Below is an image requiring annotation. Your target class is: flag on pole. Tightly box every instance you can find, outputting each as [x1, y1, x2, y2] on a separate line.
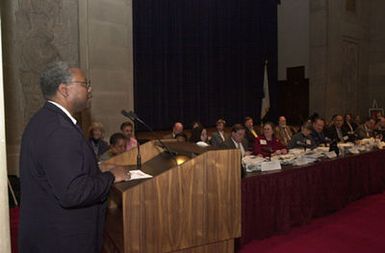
[260, 60, 270, 121]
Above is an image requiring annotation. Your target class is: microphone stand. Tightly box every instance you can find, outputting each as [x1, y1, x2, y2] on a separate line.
[136, 142, 141, 170]
[121, 110, 177, 164]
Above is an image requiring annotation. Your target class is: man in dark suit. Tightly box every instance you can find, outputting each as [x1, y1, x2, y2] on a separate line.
[355, 117, 376, 139]
[325, 114, 349, 143]
[243, 116, 258, 151]
[221, 124, 249, 157]
[210, 119, 227, 147]
[19, 62, 130, 253]
[310, 118, 327, 146]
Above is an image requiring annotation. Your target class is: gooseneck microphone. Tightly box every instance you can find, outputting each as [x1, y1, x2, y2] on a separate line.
[121, 110, 176, 161]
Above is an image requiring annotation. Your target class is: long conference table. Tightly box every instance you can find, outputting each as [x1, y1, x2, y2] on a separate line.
[238, 149, 385, 248]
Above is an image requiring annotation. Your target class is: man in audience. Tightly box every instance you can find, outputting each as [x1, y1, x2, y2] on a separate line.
[343, 113, 358, 133]
[275, 115, 293, 146]
[164, 122, 184, 139]
[311, 118, 327, 146]
[375, 116, 385, 140]
[355, 117, 376, 139]
[288, 122, 315, 149]
[210, 119, 227, 147]
[243, 116, 258, 151]
[326, 114, 348, 143]
[120, 121, 138, 151]
[221, 124, 249, 157]
[100, 133, 128, 161]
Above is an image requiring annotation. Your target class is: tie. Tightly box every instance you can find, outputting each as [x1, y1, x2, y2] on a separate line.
[251, 129, 258, 138]
[283, 127, 291, 143]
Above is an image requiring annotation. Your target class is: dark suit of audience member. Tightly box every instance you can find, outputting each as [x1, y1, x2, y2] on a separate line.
[244, 117, 258, 151]
[19, 62, 129, 253]
[210, 119, 227, 147]
[211, 131, 226, 147]
[311, 118, 327, 146]
[221, 137, 248, 157]
[355, 118, 376, 140]
[355, 124, 374, 139]
[311, 129, 327, 146]
[220, 124, 248, 157]
[288, 123, 315, 149]
[325, 115, 348, 143]
[326, 126, 348, 143]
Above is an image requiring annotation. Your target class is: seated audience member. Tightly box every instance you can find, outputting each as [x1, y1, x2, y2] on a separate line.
[374, 116, 385, 140]
[164, 122, 184, 139]
[275, 115, 293, 146]
[343, 113, 358, 133]
[244, 116, 258, 151]
[191, 121, 202, 129]
[325, 114, 348, 143]
[355, 117, 376, 139]
[210, 119, 227, 147]
[288, 122, 315, 149]
[354, 115, 361, 126]
[190, 126, 209, 144]
[221, 124, 249, 157]
[88, 122, 109, 160]
[311, 118, 327, 146]
[100, 133, 127, 161]
[120, 121, 138, 151]
[253, 122, 287, 157]
[175, 132, 188, 142]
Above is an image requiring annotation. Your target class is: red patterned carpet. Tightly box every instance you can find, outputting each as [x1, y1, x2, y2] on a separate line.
[239, 192, 385, 253]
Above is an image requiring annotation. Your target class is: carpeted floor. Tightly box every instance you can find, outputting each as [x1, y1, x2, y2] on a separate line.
[239, 192, 385, 253]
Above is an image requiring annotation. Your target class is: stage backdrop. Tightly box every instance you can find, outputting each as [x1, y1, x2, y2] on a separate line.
[133, 0, 278, 130]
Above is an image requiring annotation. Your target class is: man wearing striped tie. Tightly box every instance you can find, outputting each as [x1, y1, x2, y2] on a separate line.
[244, 116, 258, 151]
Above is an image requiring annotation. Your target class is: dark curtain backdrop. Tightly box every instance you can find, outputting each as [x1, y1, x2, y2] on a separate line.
[133, 0, 278, 130]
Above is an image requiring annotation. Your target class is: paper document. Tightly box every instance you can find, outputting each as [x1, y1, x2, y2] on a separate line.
[127, 170, 153, 181]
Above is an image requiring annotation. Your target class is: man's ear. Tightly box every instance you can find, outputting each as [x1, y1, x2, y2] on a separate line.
[57, 83, 69, 97]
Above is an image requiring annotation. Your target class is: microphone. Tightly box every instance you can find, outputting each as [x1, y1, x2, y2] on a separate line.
[121, 110, 176, 161]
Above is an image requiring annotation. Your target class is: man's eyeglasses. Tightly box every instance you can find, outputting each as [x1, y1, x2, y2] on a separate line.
[69, 80, 91, 89]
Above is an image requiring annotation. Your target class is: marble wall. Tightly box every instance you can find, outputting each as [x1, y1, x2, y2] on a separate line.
[309, 0, 385, 120]
[78, 0, 134, 139]
[2, 0, 80, 175]
[2, 0, 134, 174]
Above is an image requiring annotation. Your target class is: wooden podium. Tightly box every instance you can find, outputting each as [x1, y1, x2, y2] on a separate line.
[102, 141, 241, 253]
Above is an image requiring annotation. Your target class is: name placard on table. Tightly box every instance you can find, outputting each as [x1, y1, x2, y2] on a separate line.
[261, 160, 282, 172]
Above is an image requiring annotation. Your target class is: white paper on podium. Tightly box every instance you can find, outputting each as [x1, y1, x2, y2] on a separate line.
[261, 160, 282, 172]
[127, 170, 153, 181]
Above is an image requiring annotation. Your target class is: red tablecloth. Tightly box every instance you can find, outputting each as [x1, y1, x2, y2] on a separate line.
[239, 150, 385, 246]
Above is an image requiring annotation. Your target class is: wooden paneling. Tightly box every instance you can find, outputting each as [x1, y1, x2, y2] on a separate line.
[105, 147, 241, 253]
[101, 140, 162, 168]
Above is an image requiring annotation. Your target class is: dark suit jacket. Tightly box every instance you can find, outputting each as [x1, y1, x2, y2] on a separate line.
[244, 128, 257, 151]
[325, 126, 348, 143]
[19, 102, 114, 253]
[210, 131, 226, 147]
[221, 137, 248, 151]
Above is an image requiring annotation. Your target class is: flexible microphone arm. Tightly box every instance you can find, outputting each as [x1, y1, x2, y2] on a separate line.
[121, 110, 176, 159]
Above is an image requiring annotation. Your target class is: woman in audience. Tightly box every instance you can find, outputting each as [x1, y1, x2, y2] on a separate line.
[190, 126, 209, 145]
[253, 122, 287, 157]
[88, 122, 109, 160]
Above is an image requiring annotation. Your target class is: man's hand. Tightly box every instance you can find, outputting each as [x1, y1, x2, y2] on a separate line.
[109, 166, 131, 183]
